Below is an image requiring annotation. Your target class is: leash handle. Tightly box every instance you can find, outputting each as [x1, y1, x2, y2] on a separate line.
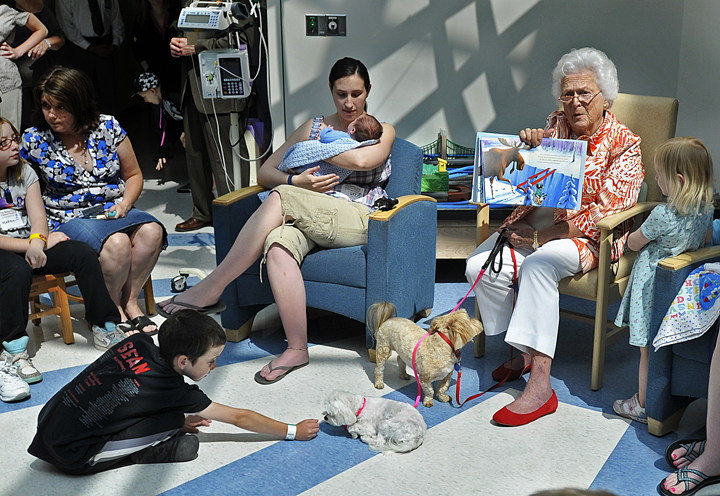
[450, 231, 508, 314]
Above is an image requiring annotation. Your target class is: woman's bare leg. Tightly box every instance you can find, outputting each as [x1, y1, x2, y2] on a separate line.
[98, 233, 132, 322]
[257, 243, 309, 381]
[159, 193, 286, 314]
[662, 331, 720, 493]
[121, 223, 164, 332]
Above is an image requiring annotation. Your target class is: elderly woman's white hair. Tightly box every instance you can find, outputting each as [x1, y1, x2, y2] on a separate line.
[551, 47, 619, 108]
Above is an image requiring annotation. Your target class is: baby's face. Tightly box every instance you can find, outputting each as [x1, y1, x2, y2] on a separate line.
[139, 89, 161, 105]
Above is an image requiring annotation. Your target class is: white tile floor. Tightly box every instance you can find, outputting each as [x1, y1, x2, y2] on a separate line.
[1, 166, 714, 496]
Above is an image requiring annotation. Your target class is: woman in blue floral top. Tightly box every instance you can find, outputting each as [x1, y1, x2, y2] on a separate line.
[21, 67, 166, 335]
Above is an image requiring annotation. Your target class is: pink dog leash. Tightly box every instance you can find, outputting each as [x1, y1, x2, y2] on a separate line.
[411, 234, 518, 408]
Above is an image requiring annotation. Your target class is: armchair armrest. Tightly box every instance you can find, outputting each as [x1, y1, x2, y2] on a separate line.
[369, 195, 437, 221]
[213, 185, 267, 207]
[658, 246, 720, 271]
[596, 201, 660, 231]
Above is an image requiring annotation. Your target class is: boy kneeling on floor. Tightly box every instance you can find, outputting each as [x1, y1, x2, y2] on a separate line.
[28, 310, 319, 473]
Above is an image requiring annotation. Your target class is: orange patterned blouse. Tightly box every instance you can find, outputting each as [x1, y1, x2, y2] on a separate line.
[502, 110, 644, 273]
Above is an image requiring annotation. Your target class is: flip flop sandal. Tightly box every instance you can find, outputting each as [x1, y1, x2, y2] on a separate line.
[658, 467, 720, 496]
[117, 320, 136, 333]
[254, 361, 309, 385]
[130, 315, 159, 336]
[155, 295, 227, 319]
[665, 439, 706, 468]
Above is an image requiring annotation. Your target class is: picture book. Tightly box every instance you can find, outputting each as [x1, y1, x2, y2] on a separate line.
[470, 132, 587, 209]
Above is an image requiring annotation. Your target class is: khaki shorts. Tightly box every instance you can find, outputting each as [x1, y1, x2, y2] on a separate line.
[264, 185, 370, 265]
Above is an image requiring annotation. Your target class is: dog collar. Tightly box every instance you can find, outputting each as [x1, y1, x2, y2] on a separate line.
[356, 397, 366, 417]
[344, 397, 367, 430]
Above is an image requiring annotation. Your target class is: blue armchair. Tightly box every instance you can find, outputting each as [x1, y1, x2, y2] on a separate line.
[211, 138, 437, 358]
[646, 245, 720, 436]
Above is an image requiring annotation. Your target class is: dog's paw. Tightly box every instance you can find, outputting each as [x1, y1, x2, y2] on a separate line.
[374, 381, 385, 389]
[437, 392, 451, 403]
[422, 398, 434, 407]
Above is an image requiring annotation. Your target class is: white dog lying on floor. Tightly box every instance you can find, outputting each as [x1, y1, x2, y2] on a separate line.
[323, 391, 426, 453]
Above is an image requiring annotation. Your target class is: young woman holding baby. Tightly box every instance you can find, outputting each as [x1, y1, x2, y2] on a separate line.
[159, 57, 396, 384]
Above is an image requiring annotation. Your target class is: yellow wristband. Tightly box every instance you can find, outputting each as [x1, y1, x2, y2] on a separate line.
[29, 233, 48, 247]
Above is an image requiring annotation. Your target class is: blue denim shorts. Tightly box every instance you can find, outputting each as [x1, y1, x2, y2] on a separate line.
[57, 208, 167, 254]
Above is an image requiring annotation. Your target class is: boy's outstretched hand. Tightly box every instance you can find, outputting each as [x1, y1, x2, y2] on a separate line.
[296, 419, 320, 440]
[183, 414, 212, 433]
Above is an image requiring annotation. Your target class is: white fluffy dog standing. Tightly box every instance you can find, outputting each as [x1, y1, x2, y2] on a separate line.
[369, 302, 483, 407]
[323, 391, 426, 453]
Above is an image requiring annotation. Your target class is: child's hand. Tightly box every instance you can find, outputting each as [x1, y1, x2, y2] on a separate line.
[156, 157, 166, 171]
[25, 241, 46, 268]
[295, 419, 320, 440]
[0, 42, 19, 59]
[183, 415, 212, 433]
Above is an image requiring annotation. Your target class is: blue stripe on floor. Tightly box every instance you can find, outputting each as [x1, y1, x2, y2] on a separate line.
[166, 233, 215, 247]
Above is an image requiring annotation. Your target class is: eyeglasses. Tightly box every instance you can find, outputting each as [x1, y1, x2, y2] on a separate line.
[0, 135, 20, 150]
[558, 91, 601, 105]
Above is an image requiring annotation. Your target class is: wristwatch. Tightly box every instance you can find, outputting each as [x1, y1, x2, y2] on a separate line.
[532, 231, 539, 251]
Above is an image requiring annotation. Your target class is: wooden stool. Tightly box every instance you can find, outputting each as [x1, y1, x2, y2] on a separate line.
[29, 272, 74, 344]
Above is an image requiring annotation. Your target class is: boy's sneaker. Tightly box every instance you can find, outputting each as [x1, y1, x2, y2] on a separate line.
[613, 392, 648, 423]
[0, 360, 31, 402]
[92, 322, 127, 351]
[0, 350, 42, 384]
[130, 434, 199, 464]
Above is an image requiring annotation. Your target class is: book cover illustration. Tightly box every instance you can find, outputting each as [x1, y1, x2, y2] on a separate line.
[471, 132, 587, 209]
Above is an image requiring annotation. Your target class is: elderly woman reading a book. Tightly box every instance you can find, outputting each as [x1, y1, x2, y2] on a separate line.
[466, 47, 644, 426]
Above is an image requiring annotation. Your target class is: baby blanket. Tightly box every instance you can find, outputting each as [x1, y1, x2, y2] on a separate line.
[653, 262, 720, 350]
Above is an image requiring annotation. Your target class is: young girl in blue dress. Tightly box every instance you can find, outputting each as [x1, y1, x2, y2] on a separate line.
[613, 137, 715, 423]
[0, 116, 123, 401]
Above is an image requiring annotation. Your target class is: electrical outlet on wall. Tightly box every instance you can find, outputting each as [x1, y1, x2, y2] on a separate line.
[326, 15, 346, 36]
[306, 14, 321, 36]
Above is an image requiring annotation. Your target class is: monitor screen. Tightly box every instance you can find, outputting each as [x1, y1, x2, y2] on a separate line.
[219, 57, 242, 80]
[185, 13, 211, 23]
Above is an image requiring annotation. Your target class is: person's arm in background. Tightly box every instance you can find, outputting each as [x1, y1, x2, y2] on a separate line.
[26, 5, 65, 59]
[0, 13, 47, 60]
[55, 0, 88, 49]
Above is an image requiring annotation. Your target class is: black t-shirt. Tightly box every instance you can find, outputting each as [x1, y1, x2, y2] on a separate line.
[28, 333, 212, 470]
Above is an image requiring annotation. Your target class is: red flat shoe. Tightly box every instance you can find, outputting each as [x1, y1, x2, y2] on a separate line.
[491, 360, 531, 382]
[492, 390, 558, 426]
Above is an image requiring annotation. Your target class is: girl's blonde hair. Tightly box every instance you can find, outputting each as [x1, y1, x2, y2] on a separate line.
[0, 116, 23, 182]
[655, 137, 714, 216]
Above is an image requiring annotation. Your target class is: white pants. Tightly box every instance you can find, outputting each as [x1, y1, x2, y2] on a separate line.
[465, 231, 582, 358]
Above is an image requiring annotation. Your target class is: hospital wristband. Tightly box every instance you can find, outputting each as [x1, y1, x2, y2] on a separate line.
[285, 424, 297, 440]
[287, 174, 294, 186]
[28, 233, 47, 247]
